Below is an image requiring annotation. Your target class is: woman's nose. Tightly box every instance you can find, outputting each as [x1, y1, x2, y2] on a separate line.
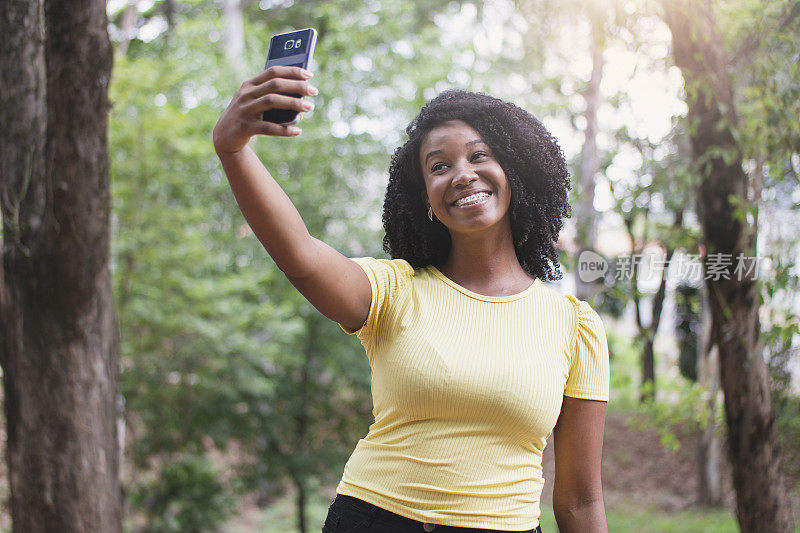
[452, 165, 478, 186]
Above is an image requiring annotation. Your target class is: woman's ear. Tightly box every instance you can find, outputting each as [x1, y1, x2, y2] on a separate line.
[420, 190, 429, 208]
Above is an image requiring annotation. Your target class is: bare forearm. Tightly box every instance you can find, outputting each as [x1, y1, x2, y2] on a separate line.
[216, 145, 316, 277]
[553, 499, 607, 533]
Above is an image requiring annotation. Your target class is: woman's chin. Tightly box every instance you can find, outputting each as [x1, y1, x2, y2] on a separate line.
[441, 212, 509, 235]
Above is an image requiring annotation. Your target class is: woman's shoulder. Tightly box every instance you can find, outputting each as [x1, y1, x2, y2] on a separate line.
[348, 257, 417, 293]
[350, 256, 415, 274]
[530, 283, 606, 338]
[533, 280, 583, 309]
[562, 294, 601, 319]
[562, 294, 606, 348]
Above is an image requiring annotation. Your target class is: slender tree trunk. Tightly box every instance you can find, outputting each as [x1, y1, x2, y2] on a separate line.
[292, 312, 319, 533]
[163, 0, 176, 29]
[223, 0, 247, 80]
[664, 1, 792, 529]
[624, 215, 654, 402]
[117, 0, 138, 56]
[295, 475, 308, 533]
[640, 338, 655, 402]
[624, 212, 675, 403]
[575, 6, 604, 301]
[638, 246, 673, 403]
[697, 285, 723, 506]
[0, 0, 121, 531]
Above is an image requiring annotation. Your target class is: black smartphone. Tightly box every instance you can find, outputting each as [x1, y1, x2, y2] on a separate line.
[262, 28, 318, 125]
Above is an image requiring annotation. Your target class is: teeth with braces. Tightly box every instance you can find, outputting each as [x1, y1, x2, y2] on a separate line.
[454, 192, 490, 206]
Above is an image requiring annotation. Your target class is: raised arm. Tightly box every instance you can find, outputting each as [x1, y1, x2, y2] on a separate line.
[552, 396, 608, 533]
[212, 66, 371, 332]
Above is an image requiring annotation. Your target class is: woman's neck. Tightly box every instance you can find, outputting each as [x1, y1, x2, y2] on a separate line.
[438, 225, 534, 293]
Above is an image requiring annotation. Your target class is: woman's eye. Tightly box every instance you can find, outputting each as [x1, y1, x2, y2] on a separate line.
[431, 153, 487, 173]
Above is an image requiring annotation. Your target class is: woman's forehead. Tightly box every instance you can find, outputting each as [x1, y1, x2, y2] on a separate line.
[423, 120, 479, 142]
[419, 120, 486, 157]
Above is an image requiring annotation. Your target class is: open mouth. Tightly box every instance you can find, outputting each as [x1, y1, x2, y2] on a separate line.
[453, 191, 491, 207]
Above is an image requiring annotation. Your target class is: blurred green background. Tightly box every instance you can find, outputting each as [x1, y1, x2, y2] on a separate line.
[15, 0, 793, 531]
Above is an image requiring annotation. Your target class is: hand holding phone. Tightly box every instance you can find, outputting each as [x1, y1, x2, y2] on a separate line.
[262, 28, 318, 125]
[212, 65, 317, 154]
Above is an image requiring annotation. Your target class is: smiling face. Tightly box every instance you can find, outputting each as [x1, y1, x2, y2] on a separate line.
[419, 120, 513, 237]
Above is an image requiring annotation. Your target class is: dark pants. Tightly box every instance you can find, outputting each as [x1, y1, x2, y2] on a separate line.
[322, 493, 543, 533]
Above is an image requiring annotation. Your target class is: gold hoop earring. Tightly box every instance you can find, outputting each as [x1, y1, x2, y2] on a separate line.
[427, 206, 433, 221]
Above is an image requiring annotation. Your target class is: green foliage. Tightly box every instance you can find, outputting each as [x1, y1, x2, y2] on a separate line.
[131, 454, 234, 533]
[607, 309, 724, 453]
[762, 255, 800, 480]
[599, 118, 702, 394]
[605, 327, 641, 411]
[630, 377, 724, 452]
[108, 0, 479, 527]
[727, 192, 759, 225]
[773, 392, 800, 479]
[719, 0, 800, 183]
[103, 0, 800, 529]
[592, 253, 630, 319]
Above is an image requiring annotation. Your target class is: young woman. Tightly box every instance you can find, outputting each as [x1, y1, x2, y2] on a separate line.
[213, 65, 610, 533]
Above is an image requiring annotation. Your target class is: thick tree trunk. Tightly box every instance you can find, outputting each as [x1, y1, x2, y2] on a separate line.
[0, 0, 121, 531]
[663, 1, 793, 530]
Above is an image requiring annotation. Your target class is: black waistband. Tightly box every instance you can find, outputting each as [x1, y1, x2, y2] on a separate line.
[335, 494, 543, 533]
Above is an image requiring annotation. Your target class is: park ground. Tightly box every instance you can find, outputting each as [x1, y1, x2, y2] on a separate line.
[2, 404, 795, 532]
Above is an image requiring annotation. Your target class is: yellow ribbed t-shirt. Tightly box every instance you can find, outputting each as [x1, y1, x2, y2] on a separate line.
[336, 257, 610, 531]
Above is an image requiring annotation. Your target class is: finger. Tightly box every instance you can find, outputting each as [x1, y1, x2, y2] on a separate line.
[251, 65, 312, 85]
[252, 119, 301, 137]
[251, 92, 314, 114]
[253, 77, 318, 99]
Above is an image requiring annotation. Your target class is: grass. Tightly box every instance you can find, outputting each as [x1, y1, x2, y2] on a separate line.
[224, 488, 747, 533]
[539, 503, 740, 533]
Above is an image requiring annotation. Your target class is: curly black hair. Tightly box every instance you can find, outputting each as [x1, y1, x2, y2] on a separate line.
[382, 88, 572, 281]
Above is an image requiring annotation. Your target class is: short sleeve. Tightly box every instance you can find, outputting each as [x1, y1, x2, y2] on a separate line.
[337, 257, 414, 349]
[563, 296, 610, 402]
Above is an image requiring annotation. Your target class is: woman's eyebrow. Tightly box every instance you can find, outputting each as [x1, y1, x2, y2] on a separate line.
[424, 140, 487, 165]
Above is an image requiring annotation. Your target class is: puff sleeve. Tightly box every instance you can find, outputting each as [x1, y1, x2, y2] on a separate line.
[337, 257, 414, 352]
[563, 296, 610, 402]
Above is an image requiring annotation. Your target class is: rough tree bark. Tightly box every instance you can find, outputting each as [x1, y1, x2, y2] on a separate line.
[663, 0, 793, 530]
[0, 0, 121, 531]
